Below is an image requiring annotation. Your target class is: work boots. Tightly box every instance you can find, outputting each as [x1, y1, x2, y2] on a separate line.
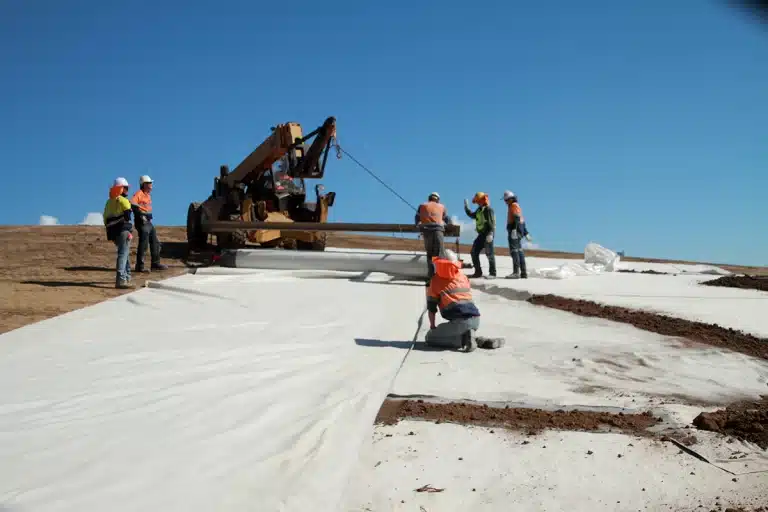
[461, 330, 477, 353]
[115, 279, 134, 289]
[135, 263, 169, 273]
[477, 336, 505, 349]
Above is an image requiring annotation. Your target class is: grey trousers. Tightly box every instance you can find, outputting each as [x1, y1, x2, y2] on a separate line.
[508, 229, 527, 277]
[422, 230, 446, 278]
[136, 222, 161, 270]
[425, 316, 481, 349]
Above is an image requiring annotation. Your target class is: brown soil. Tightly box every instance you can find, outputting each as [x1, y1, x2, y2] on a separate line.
[618, 268, 672, 275]
[0, 225, 766, 334]
[375, 399, 660, 435]
[702, 275, 768, 293]
[692, 397, 768, 449]
[528, 294, 768, 361]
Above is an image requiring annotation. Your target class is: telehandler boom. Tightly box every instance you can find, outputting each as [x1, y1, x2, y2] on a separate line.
[186, 116, 459, 252]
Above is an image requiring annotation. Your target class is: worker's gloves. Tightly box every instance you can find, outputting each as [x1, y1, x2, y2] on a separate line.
[485, 234, 493, 243]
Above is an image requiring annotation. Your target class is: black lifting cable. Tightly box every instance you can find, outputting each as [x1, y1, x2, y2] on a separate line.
[335, 145, 418, 213]
[334, 142, 463, 259]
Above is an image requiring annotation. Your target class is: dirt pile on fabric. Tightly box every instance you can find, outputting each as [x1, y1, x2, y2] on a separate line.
[618, 269, 671, 275]
[528, 294, 768, 361]
[702, 275, 768, 292]
[692, 397, 768, 449]
[716, 507, 768, 512]
[376, 399, 660, 435]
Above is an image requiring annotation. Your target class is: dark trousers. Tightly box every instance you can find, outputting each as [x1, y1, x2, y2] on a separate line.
[508, 230, 527, 277]
[136, 222, 161, 270]
[470, 233, 496, 276]
[422, 230, 446, 278]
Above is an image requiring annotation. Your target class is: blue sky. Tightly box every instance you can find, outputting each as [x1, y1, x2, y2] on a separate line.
[1, 0, 765, 265]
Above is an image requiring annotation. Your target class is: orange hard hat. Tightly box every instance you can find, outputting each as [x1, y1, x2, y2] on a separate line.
[472, 192, 487, 204]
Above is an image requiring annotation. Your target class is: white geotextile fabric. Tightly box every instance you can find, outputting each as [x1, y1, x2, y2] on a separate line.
[342, 422, 768, 511]
[0, 269, 427, 512]
[394, 289, 768, 409]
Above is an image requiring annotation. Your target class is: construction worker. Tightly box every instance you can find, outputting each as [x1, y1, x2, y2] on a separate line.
[415, 192, 450, 279]
[425, 249, 505, 352]
[425, 249, 481, 352]
[103, 177, 134, 289]
[502, 190, 528, 279]
[463, 192, 497, 278]
[131, 175, 168, 273]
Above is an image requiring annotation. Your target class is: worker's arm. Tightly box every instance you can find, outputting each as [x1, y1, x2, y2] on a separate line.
[464, 201, 476, 219]
[426, 287, 439, 329]
[487, 207, 496, 233]
[414, 205, 422, 225]
[442, 208, 450, 225]
[508, 212, 520, 232]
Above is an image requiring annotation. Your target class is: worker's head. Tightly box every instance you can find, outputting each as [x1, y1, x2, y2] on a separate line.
[139, 175, 153, 192]
[502, 190, 516, 203]
[428, 192, 440, 202]
[431, 250, 462, 279]
[113, 177, 129, 197]
[472, 192, 488, 206]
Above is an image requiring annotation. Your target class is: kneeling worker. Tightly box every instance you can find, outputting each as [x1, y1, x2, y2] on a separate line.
[425, 249, 484, 352]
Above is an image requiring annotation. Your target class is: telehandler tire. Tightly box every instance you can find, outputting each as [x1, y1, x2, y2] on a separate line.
[215, 214, 247, 249]
[297, 233, 327, 251]
[186, 202, 207, 250]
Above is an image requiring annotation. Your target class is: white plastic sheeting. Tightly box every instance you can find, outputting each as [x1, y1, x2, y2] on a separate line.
[225, 248, 430, 279]
[529, 242, 620, 279]
[0, 268, 427, 512]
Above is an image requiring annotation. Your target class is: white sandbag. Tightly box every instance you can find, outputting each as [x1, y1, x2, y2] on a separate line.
[529, 242, 620, 280]
[529, 262, 606, 280]
[584, 242, 620, 271]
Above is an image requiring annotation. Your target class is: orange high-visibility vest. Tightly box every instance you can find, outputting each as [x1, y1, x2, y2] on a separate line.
[131, 190, 152, 214]
[427, 264, 474, 313]
[418, 202, 445, 225]
[507, 202, 524, 225]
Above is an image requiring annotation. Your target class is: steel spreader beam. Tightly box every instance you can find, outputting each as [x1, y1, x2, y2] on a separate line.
[204, 220, 461, 237]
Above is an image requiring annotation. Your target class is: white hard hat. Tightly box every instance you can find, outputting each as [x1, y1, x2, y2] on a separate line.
[139, 175, 153, 185]
[113, 177, 129, 187]
[502, 190, 516, 200]
[443, 249, 458, 262]
[428, 191, 440, 200]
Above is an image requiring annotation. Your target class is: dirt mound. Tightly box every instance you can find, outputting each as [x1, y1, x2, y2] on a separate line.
[528, 294, 768, 361]
[692, 397, 768, 449]
[702, 275, 768, 292]
[375, 399, 660, 435]
[618, 269, 671, 275]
